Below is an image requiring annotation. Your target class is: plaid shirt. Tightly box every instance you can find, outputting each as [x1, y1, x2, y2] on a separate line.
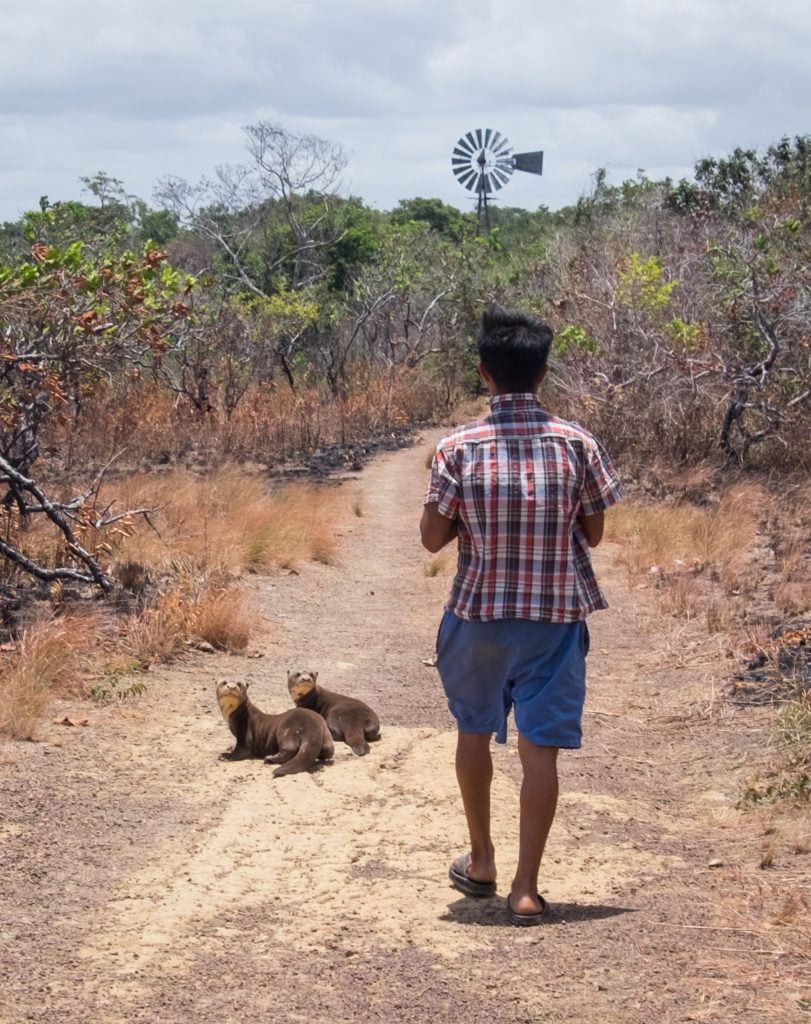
[426, 393, 624, 623]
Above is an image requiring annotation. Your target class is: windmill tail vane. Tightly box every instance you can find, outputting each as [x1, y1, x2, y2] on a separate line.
[451, 128, 544, 228]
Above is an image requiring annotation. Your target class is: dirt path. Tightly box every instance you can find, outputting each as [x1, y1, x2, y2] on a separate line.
[1, 437, 808, 1024]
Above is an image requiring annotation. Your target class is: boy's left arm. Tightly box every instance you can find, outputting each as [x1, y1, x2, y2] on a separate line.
[578, 440, 624, 547]
[577, 509, 605, 548]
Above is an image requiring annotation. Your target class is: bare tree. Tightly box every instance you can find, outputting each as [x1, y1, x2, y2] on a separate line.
[155, 122, 348, 296]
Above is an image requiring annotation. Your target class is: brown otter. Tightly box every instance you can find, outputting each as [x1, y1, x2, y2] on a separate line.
[287, 670, 380, 756]
[216, 679, 334, 777]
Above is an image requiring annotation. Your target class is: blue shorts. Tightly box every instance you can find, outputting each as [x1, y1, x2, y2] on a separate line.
[436, 612, 589, 748]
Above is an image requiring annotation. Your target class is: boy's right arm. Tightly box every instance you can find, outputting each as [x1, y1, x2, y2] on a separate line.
[423, 443, 461, 552]
[420, 503, 458, 552]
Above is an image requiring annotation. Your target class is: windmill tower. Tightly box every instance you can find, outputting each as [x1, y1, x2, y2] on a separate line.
[451, 129, 544, 229]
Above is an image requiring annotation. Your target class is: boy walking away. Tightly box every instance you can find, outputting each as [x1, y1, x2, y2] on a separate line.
[421, 306, 623, 926]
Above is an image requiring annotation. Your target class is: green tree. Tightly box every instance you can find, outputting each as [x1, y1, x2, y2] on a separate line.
[0, 240, 197, 589]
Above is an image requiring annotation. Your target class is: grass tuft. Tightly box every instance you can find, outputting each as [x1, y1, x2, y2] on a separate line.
[121, 576, 255, 664]
[423, 556, 448, 578]
[0, 614, 97, 739]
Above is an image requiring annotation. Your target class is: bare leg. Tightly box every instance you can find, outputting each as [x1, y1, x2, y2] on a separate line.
[454, 731, 496, 883]
[510, 735, 559, 915]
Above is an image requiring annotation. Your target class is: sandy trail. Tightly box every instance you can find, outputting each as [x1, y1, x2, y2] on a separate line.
[0, 436, 807, 1024]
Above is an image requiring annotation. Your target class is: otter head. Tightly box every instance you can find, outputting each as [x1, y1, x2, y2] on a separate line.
[216, 678, 249, 721]
[287, 670, 318, 705]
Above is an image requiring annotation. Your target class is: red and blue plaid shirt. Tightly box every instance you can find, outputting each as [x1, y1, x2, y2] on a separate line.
[426, 394, 624, 623]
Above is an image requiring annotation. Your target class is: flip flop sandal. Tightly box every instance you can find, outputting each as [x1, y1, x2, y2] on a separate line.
[448, 853, 497, 898]
[507, 894, 550, 926]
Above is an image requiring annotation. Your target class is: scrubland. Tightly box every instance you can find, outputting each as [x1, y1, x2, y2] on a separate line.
[1, 135, 808, 824]
[0, 467, 350, 739]
[604, 476, 809, 808]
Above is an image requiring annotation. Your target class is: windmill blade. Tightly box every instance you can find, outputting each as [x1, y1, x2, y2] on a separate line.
[452, 161, 473, 182]
[513, 150, 544, 176]
[492, 167, 511, 188]
[458, 168, 478, 190]
[475, 128, 484, 149]
[464, 131, 478, 152]
[454, 139, 476, 158]
[491, 134, 513, 157]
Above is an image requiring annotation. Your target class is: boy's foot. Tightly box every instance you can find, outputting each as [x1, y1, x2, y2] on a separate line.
[507, 893, 549, 926]
[448, 852, 497, 897]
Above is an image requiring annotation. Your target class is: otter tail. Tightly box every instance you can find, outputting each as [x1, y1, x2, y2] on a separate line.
[270, 738, 320, 777]
[344, 726, 370, 757]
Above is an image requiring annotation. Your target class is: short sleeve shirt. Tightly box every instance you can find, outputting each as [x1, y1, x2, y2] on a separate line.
[425, 393, 624, 622]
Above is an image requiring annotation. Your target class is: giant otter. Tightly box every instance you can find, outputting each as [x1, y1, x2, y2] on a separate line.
[216, 679, 334, 777]
[287, 670, 380, 756]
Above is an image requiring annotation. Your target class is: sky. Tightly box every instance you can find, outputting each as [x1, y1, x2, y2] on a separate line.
[1, 0, 809, 222]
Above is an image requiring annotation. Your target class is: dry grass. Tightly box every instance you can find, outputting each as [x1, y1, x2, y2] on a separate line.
[0, 613, 97, 739]
[121, 577, 255, 664]
[0, 468, 345, 587]
[97, 469, 346, 576]
[705, 598, 736, 634]
[193, 587, 254, 652]
[423, 555, 449, 578]
[658, 576, 704, 619]
[774, 582, 810, 616]
[605, 486, 761, 578]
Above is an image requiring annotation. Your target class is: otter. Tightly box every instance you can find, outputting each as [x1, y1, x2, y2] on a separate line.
[216, 679, 334, 777]
[287, 670, 380, 756]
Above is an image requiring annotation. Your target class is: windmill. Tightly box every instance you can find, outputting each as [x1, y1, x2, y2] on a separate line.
[451, 129, 544, 230]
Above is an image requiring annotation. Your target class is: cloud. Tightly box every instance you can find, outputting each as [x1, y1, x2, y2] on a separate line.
[0, 0, 808, 221]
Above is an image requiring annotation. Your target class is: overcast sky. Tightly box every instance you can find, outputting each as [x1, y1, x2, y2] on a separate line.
[1, 0, 809, 222]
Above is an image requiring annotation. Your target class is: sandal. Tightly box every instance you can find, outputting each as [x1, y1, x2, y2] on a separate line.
[448, 853, 497, 897]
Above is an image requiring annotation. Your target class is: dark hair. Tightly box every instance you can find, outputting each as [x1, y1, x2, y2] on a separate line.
[477, 305, 553, 392]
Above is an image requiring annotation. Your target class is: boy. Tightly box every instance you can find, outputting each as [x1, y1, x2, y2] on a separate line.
[421, 305, 623, 925]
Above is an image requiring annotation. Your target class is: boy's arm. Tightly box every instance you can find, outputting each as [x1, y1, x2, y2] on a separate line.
[578, 438, 623, 547]
[420, 503, 459, 553]
[422, 442, 461, 552]
[577, 509, 605, 548]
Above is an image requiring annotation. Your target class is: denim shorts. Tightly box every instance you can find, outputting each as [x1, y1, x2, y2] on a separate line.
[436, 612, 589, 748]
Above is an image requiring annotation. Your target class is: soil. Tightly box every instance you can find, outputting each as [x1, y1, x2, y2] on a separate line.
[1, 434, 808, 1024]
